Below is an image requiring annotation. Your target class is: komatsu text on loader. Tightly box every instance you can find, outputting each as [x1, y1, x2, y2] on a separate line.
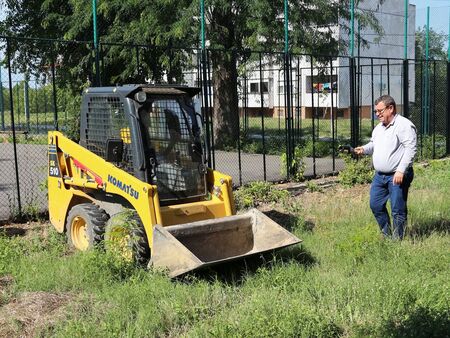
[48, 85, 301, 277]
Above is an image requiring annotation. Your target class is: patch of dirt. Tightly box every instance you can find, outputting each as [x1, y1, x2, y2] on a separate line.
[275, 175, 369, 208]
[276, 175, 341, 196]
[0, 221, 51, 240]
[0, 275, 14, 302]
[0, 291, 73, 337]
[300, 183, 369, 209]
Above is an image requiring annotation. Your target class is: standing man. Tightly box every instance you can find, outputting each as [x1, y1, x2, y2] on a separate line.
[354, 95, 417, 239]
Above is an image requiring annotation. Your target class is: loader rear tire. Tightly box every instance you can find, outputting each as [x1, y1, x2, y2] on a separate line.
[104, 211, 151, 267]
[66, 203, 109, 251]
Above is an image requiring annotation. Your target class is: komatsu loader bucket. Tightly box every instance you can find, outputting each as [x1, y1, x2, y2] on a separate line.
[150, 208, 301, 277]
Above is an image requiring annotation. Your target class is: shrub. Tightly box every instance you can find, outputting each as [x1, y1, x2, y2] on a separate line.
[416, 134, 447, 161]
[281, 145, 306, 182]
[338, 153, 373, 187]
[302, 139, 333, 158]
[234, 181, 290, 209]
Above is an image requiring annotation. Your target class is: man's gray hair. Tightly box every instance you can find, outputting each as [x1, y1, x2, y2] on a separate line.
[375, 95, 396, 111]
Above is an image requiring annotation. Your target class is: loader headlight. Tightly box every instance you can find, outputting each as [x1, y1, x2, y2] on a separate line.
[134, 91, 147, 103]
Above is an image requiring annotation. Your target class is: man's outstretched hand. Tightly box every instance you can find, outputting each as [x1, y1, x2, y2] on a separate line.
[354, 146, 364, 156]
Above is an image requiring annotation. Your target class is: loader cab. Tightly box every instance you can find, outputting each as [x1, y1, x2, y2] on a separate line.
[80, 85, 207, 206]
[136, 88, 207, 204]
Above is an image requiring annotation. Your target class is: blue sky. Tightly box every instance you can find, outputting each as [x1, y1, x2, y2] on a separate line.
[410, 0, 450, 9]
[410, 0, 450, 34]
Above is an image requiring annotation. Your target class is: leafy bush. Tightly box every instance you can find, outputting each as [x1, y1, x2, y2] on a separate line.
[281, 145, 306, 182]
[305, 181, 322, 193]
[416, 134, 447, 161]
[338, 153, 373, 187]
[302, 138, 333, 158]
[234, 181, 290, 209]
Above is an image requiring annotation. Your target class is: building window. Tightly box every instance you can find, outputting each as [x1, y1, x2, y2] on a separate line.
[306, 75, 338, 94]
[250, 82, 259, 93]
[261, 81, 269, 93]
[249, 81, 269, 93]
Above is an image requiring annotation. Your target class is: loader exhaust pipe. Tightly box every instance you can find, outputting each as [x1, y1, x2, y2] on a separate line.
[150, 209, 301, 277]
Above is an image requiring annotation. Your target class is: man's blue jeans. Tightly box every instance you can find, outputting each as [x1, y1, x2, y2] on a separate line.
[369, 168, 414, 239]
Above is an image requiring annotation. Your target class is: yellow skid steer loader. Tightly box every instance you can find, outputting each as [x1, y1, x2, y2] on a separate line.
[48, 85, 300, 277]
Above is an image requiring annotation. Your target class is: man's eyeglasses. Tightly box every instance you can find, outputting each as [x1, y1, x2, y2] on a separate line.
[374, 105, 391, 114]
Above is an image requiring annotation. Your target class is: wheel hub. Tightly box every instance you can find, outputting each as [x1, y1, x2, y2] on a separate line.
[71, 216, 89, 251]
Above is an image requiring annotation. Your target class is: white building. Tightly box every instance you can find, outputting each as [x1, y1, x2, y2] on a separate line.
[240, 1, 416, 120]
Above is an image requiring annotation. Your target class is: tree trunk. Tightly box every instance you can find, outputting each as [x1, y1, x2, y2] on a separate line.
[211, 50, 240, 149]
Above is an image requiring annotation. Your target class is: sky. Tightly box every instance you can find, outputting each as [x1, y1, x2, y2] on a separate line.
[410, 0, 450, 9]
[410, 0, 450, 35]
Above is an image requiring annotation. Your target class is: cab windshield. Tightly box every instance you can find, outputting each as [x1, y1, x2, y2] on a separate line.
[140, 96, 206, 203]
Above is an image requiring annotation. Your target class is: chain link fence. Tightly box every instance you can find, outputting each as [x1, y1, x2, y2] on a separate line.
[0, 34, 449, 221]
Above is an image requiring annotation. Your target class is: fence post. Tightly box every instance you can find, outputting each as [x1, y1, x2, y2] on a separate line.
[350, 57, 359, 147]
[6, 38, 22, 217]
[51, 52, 58, 131]
[284, 52, 293, 178]
[0, 63, 4, 130]
[310, 55, 316, 176]
[447, 61, 450, 155]
[201, 49, 212, 168]
[330, 57, 335, 172]
[24, 72, 30, 132]
[259, 52, 267, 181]
[403, 59, 409, 118]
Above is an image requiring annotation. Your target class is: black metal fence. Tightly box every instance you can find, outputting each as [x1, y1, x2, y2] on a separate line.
[1, 36, 449, 220]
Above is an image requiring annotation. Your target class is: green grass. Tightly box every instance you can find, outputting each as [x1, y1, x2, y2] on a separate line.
[0, 159, 449, 337]
[223, 117, 374, 156]
[244, 116, 374, 140]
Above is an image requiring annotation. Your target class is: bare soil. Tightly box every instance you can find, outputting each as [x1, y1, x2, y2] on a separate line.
[0, 291, 72, 337]
[0, 221, 72, 337]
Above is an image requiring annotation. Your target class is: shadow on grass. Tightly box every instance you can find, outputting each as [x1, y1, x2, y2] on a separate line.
[408, 217, 450, 239]
[379, 306, 450, 338]
[179, 245, 317, 286]
[263, 209, 315, 233]
[0, 227, 27, 237]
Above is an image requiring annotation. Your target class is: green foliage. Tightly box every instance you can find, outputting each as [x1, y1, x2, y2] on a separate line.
[0, 235, 23, 275]
[416, 134, 447, 161]
[233, 181, 290, 210]
[7, 173, 47, 222]
[302, 138, 333, 158]
[336, 224, 381, 264]
[305, 181, 322, 193]
[281, 145, 306, 182]
[415, 26, 448, 60]
[1, 134, 47, 145]
[338, 153, 374, 187]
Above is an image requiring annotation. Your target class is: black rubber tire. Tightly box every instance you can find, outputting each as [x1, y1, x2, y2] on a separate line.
[66, 203, 109, 251]
[104, 211, 151, 266]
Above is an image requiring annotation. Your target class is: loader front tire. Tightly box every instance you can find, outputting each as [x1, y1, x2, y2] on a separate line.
[66, 203, 109, 251]
[104, 211, 151, 267]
